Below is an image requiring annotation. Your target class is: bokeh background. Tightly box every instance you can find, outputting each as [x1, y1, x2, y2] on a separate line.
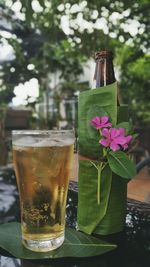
[0, 0, 149, 164]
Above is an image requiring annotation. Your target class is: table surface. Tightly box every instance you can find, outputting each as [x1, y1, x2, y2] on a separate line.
[1, 167, 150, 267]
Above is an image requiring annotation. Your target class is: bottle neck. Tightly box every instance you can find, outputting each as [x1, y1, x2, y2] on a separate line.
[94, 52, 116, 88]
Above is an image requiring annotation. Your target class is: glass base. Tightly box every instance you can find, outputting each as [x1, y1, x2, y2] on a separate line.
[22, 234, 64, 252]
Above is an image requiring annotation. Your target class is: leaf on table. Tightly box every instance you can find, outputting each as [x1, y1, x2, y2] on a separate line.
[0, 222, 117, 260]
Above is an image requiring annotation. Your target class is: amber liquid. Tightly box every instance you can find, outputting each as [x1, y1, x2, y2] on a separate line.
[13, 144, 74, 242]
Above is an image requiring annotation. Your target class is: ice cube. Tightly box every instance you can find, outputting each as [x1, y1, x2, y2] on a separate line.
[33, 138, 73, 147]
[13, 136, 36, 147]
[13, 136, 74, 148]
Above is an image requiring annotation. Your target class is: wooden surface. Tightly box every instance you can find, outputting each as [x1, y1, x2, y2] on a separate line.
[128, 167, 150, 203]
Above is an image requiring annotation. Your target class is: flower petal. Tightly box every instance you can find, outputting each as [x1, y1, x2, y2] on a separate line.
[110, 141, 120, 151]
[91, 117, 101, 129]
[110, 128, 121, 138]
[91, 117, 100, 124]
[103, 122, 112, 128]
[101, 116, 109, 125]
[101, 128, 110, 138]
[99, 139, 110, 147]
[118, 128, 125, 136]
[114, 136, 127, 145]
[122, 144, 128, 150]
[126, 135, 132, 144]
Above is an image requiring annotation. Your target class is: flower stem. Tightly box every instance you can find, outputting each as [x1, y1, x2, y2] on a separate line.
[99, 129, 102, 136]
[97, 163, 102, 205]
[97, 162, 107, 205]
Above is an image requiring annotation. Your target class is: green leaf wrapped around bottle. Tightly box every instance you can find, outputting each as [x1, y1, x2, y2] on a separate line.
[77, 82, 136, 235]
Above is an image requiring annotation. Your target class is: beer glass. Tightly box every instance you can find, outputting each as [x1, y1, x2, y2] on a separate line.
[12, 130, 74, 252]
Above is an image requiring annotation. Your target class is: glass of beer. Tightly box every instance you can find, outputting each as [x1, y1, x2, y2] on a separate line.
[12, 130, 74, 252]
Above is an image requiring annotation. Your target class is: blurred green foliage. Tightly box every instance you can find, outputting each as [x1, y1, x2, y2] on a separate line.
[116, 46, 150, 126]
[0, 0, 149, 127]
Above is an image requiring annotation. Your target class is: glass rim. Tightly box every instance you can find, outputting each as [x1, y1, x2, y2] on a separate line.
[12, 129, 74, 136]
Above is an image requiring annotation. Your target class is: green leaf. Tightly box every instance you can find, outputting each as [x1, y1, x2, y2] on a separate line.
[77, 161, 113, 234]
[132, 133, 139, 139]
[78, 82, 117, 158]
[0, 222, 116, 259]
[107, 151, 136, 179]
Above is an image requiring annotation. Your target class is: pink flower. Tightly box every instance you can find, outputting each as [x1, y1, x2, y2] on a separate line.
[122, 135, 133, 150]
[91, 116, 112, 130]
[99, 128, 132, 152]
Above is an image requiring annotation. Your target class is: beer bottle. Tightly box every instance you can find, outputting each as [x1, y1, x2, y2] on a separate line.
[94, 50, 116, 87]
[94, 50, 121, 104]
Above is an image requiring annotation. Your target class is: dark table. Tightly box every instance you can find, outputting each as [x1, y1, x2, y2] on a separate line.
[1, 167, 150, 267]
